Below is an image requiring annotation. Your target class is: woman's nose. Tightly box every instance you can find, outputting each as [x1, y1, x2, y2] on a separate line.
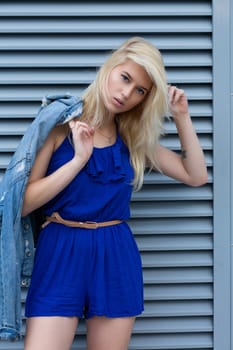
[121, 86, 133, 99]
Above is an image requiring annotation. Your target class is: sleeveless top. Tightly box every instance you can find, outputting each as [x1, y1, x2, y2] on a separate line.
[42, 133, 134, 223]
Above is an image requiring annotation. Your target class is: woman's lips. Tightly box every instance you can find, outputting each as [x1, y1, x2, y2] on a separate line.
[113, 97, 124, 107]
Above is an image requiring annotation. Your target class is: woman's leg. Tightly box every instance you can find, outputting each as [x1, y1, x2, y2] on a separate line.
[24, 316, 79, 350]
[86, 316, 135, 350]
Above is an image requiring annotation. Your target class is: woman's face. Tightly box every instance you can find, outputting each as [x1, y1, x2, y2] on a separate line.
[103, 59, 152, 116]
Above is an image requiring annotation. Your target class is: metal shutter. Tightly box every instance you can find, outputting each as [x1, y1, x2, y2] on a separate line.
[0, 1, 213, 349]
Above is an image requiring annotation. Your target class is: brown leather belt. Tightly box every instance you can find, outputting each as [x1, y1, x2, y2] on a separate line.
[42, 211, 123, 229]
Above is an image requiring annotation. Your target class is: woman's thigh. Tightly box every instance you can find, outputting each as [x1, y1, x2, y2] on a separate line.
[24, 316, 78, 350]
[86, 316, 135, 350]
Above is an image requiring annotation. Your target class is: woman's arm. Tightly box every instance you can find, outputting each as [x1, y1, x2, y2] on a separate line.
[22, 121, 95, 217]
[155, 86, 208, 186]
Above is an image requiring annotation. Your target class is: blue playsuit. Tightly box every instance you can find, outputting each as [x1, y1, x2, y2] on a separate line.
[25, 133, 144, 319]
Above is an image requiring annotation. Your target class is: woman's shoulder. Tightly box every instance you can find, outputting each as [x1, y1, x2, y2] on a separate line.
[52, 124, 69, 151]
[46, 124, 69, 151]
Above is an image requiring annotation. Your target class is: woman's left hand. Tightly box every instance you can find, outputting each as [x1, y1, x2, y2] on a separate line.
[168, 85, 189, 118]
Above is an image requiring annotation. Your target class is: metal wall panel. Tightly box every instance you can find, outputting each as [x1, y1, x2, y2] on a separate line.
[0, 1, 213, 349]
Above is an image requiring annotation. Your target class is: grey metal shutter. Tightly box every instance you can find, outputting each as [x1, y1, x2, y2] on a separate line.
[0, 1, 213, 349]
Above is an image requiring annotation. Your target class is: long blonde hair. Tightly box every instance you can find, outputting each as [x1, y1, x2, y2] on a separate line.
[82, 37, 169, 190]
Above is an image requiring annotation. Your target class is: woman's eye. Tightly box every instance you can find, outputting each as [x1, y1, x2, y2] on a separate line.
[136, 88, 145, 95]
[121, 74, 129, 82]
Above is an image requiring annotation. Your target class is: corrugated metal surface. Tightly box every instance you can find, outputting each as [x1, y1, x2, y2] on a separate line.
[0, 1, 213, 349]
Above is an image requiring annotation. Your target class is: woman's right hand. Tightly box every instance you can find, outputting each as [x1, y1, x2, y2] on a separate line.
[69, 120, 95, 165]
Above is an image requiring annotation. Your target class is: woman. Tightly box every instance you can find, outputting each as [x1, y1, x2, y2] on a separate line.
[22, 37, 208, 350]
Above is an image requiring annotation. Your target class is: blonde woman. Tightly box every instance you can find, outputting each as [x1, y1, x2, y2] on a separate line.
[23, 37, 207, 350]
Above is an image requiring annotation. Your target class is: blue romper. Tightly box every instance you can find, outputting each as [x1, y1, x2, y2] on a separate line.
[25, 133, 144, 319]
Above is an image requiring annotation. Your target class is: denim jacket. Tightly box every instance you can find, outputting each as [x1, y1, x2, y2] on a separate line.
[0, 93, 83, 341]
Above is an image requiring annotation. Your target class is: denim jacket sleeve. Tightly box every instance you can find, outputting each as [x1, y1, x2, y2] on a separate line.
[0, 93, 83, 341]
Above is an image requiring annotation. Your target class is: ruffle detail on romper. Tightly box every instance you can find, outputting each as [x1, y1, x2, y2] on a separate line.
[86, 135, 128, 184]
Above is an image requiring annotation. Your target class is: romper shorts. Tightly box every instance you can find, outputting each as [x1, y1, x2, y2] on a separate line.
[25, 222, 144, 319]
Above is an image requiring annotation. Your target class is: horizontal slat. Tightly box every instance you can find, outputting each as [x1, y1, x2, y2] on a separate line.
[132, 184, 212, 201]
[0, 67, 212, 84]
[144, 284, 213, 300]
[0, 85, 213, 101]
[136, 234, 213, 251]
[0, 102, 41, 118]
[143, 300, 213, 317]
[0, 68, 95, 84]
[0, 118, 213, 135]
[143, 166, 213, 183]
[134, 316, 212, 333]
[0, 18, 212, 34]
[165, 50, 212, 67]
[0, 121, 30, 135]
[0, 86, 87, 101]
[183, 101, 212, 116]
[0, 101, 213, 118]
[130, 217, 213, 234]
[164, 118, 212, 134]
[0, 2, 212, 17]
[168, 68, 212, 83]
[0, 152, 213, 171]
[127, 332, 212, 349]
[141, 251, 212, 268]
[0, 137, 22, 151]
[0, 155, 213, 174]
[0, 153, 13, 169]
[143, 267, 212, 283]
[0, 50, 212, 68]
[0, 34, 212, 50]
[160, 134, 212, 150]
[131, 201, 212, 218]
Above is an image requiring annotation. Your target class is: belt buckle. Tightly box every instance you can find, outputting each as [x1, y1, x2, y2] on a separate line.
[85, 221, 98, 229]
